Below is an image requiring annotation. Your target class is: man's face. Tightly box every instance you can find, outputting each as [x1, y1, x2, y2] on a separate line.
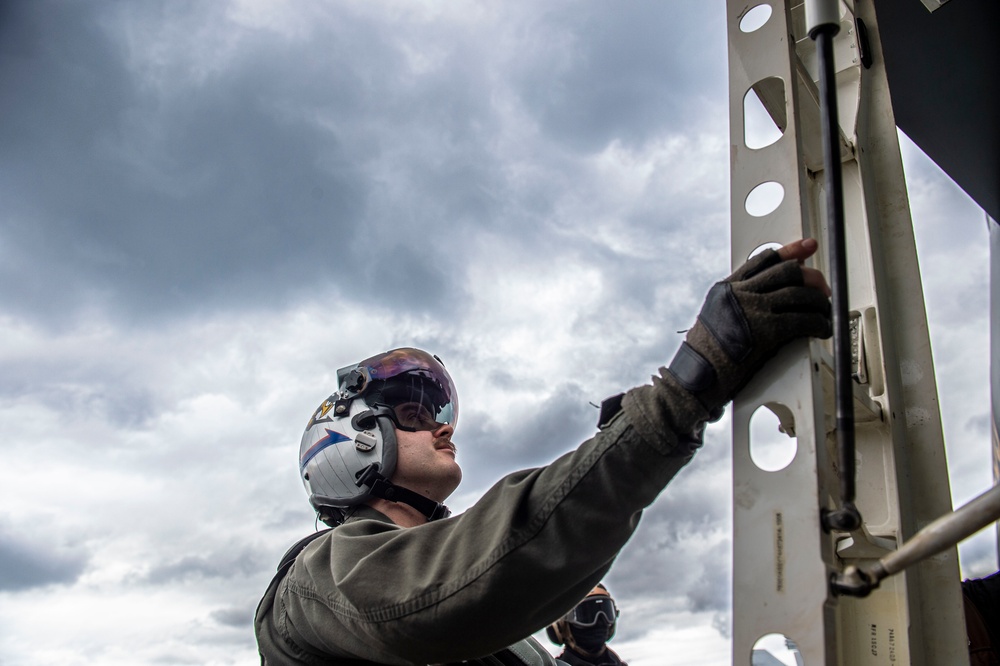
[390, 410, 462, 502]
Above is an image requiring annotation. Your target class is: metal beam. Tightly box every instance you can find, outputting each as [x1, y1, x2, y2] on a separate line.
[727, 1, 968, 663]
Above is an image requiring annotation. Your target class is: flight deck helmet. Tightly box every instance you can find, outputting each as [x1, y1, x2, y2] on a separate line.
[299, 348, 458, 524]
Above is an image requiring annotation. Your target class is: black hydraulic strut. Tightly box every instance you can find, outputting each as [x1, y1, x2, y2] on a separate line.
[808, 0, 861, 533]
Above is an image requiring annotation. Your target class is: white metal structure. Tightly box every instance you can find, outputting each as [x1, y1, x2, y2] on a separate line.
[727, 1, 969, 663]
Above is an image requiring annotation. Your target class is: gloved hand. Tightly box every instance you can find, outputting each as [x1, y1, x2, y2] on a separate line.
[668, 244, 833, 419]
[620, 239, 832, 454]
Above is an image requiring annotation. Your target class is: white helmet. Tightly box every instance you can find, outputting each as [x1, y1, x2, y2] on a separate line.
[299, 348, 459, 525]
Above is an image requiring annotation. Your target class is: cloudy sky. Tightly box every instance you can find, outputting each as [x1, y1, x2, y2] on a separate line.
[0, 2, 994, 665]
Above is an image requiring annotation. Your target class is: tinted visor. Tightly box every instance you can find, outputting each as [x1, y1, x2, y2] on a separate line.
[351, 348, 458, 431]
[563, 595, 619, 627]
[369, 375, 457, 432]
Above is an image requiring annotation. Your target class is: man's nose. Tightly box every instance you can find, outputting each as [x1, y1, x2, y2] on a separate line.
[434, 423, 455, 438]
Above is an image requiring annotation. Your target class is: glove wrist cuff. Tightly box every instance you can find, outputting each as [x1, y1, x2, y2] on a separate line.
[667, 341, 717, 394]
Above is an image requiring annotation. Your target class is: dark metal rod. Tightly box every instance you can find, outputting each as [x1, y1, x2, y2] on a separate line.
[814, 24, 860, 531]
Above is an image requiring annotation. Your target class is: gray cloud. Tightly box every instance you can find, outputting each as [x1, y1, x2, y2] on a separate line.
[510, 2, 727, 152]
[0, 531, 89, 591]
[490, 382, 596, 460]
[210, 604, 254, 629]
[457, 382, 597, 492]
[961, 534, 1000, 580]
[140, 549, 263, 585]
[1, 2, 372, 326]
[1, 1, 486, 325]
[0, 352, 158, 429]
[0, 0, 730, 332]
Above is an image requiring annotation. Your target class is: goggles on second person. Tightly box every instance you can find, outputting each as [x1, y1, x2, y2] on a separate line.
[563, 595, 620, 627]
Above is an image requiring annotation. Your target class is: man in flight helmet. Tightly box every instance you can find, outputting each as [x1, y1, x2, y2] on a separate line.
[547, 584, 628, 666]
[255, 239, 833, 665]
[297, 347, 461, 527]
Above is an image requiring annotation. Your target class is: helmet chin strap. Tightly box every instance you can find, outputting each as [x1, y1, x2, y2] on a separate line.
[357, 464, 451, 522]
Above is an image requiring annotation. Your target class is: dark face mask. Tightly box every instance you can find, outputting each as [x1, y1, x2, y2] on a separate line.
[569, 620, 611, 653]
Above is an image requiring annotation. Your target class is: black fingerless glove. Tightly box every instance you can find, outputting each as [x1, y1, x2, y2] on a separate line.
[669, 248, 832, 416]
[621, 249, 832, 454]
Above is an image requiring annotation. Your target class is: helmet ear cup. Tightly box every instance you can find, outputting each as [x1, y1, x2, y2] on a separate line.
[546, 622, 565, 646]
[375, 413, 397, 480]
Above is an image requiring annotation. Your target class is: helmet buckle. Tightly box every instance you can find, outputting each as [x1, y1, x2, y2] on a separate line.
[355, 463, 382, 488]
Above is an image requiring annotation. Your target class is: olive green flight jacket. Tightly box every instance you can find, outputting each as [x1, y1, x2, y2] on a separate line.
[255, 386, 700, 665]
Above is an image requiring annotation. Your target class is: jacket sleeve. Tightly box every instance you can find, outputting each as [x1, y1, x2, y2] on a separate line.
[264, 387, 700, 665]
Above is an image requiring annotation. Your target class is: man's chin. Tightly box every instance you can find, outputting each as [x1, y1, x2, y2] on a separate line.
[440, 469, 463, 501]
